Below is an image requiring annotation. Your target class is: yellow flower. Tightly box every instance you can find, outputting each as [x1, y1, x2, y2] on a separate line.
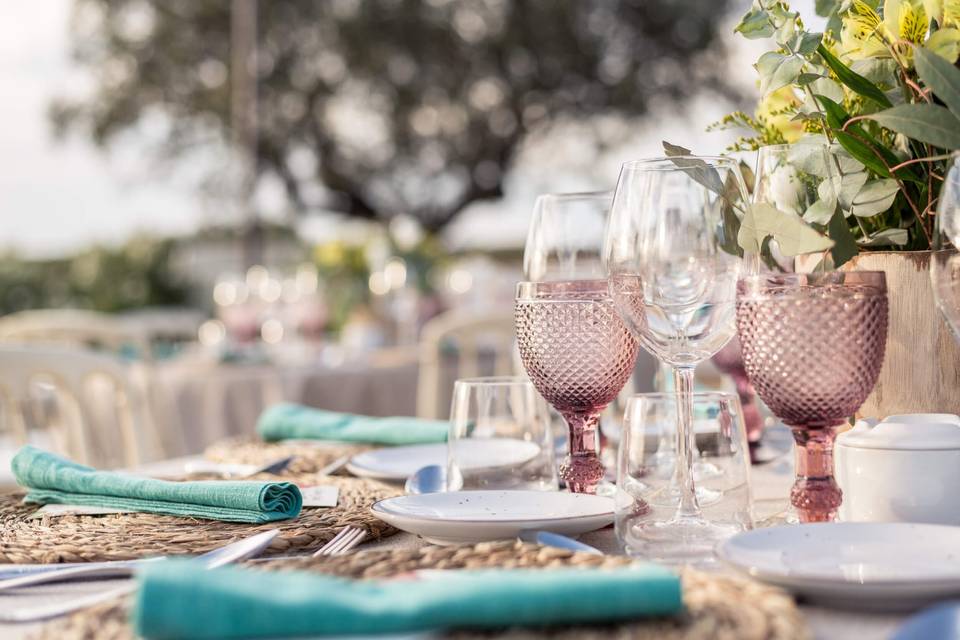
[840, 0, 892, 60]
[757, 87, 804, 144]
[923, 0, 960, 26]
[927, 27, 960, 60]
[884, 0, 929, 45]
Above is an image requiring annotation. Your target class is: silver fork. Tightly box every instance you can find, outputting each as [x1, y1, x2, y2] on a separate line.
[312, 526, 367, 557]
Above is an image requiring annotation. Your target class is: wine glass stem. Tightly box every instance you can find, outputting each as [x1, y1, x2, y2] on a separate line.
[560, 411, 604, 494]
[672, 366, 702, 519]
[790, 424, 842, 523]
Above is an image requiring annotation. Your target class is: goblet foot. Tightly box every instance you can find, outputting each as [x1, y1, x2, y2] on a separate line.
[625, 516, 739, 566]
[560, 454, 605, 494]
[790, 477, 841, 523]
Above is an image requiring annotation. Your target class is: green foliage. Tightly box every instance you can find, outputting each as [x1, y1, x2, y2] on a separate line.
[725, 0, 960, 261]
[0, 238, 190, 315]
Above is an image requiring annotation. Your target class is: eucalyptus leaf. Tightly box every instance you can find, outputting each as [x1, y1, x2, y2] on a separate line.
[866, 104, 960, 150]
[850, 179, 900, 217]
[797, 72, 824, 85]
[810, 77, 844, 103]
[787, 140, 830, 177]
[803, 197, 837, 224]
[914, 47, 960, 122]
[736, 7, 775, 39]
[757, 51, 804, 95]
[662, 142, 726, 195]
[796, 31, 823, 55]
[850, 58, 899, 86]
[858, 228, 909, 246]
[815, 0, 841, 16]
[837, 171, 869, 210]
[828, 208, 859, 267]
[829, 144, 865, 174]
[817, 44, 892, 108]
[738, 203, 835, 256]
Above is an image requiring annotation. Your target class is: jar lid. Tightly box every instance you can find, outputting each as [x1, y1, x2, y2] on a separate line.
[838, 414, 960, 450]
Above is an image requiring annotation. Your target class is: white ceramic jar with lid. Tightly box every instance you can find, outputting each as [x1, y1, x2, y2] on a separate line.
[835, 414, 960, 524]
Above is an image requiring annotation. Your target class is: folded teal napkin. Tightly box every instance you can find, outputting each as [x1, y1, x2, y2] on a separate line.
[133, 561, 683, 639]
[12, 446, 302, 524]
[257, 403, 449, 445]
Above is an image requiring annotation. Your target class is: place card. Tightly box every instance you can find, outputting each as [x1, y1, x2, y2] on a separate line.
[299, 485, 339, 508]
[27, 504, 135, 519]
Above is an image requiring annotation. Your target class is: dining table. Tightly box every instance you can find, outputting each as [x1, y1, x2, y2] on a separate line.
[0, 446, 909, 640]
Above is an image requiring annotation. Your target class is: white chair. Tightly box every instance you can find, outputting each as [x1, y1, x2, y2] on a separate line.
[0, 310, 153, 359]
[0, 346, 163, 470]
[416, 310, 516, 419]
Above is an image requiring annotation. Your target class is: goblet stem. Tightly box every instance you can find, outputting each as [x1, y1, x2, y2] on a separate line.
[789, 424, 842, 522]
[559, 410, 604, 494]
[672, 366, 701, 519]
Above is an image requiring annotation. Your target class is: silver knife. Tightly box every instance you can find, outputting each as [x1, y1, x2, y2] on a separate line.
[0, 529, 279, 608]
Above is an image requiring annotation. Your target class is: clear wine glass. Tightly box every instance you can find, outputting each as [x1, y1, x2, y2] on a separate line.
[523, 192, 612, 282]
[932, 153, 960, 339]
[752, 142, 842, 270]
[603, 156, 748, 561]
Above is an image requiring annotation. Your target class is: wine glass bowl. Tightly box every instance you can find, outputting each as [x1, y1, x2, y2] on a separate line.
[735, 272, 889, 522]
[514, 280, 638, 493]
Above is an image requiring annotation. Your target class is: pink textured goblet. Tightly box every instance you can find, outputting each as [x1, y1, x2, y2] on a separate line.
[736, 272, 888, 522]
[515, 280, 639, 493]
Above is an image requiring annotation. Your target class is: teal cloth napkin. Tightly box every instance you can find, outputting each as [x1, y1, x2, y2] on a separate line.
[257, 403, 449, 445]
[12, 446, 302, 524]
[133, 561, 683, 639]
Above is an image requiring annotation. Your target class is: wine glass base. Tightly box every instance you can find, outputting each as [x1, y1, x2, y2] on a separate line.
[625, 517, 739, 566]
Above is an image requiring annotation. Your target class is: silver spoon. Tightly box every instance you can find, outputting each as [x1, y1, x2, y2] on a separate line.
[404, 465, 447, 494]
[518, 530, 604, 555]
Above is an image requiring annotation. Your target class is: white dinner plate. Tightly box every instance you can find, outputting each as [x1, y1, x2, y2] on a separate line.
[346, 439, 541, 481]
[718, 522, 960, 611]
[372, 490, 614, 545]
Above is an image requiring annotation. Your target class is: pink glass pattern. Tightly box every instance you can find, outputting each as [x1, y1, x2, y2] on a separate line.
[515, 280, 639, 493]
[735, 272, 888, 522]
[711, 336, 765, 460]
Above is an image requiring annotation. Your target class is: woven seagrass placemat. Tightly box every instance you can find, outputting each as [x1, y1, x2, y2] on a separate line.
[205, 437, 371, 474]
[0, 473, 399, 564]
[34, 541, 809, 640]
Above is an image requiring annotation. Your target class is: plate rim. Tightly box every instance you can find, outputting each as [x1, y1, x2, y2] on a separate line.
[371, 490, 615, 525]
[718, 522, 960, 589]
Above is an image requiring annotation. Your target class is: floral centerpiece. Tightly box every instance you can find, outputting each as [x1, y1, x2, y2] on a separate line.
[712, 0, 960, 416]
[715, 0, 960, 266]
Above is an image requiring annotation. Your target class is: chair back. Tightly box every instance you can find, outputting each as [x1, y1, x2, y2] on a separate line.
[0, 310, 154, 360]
[416, 310, 516, 419]
[0, 345, 162, 469]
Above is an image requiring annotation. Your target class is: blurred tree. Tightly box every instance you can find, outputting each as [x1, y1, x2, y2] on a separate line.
[52, 0, 737, 232]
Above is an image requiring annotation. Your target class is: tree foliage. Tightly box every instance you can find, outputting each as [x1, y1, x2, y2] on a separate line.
[52, 0, 736, 230]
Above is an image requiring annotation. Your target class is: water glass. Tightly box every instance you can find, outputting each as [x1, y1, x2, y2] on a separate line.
[615, 392, 753, 564]
[447, 376, 558, 491]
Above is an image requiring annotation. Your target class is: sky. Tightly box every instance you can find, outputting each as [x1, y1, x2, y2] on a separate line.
[0, 1, 822, 258]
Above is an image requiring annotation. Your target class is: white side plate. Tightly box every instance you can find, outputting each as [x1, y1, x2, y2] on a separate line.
[371, 490, 614, 545]
[718, 522, 960, 611]
[347, 439, 541, 481]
